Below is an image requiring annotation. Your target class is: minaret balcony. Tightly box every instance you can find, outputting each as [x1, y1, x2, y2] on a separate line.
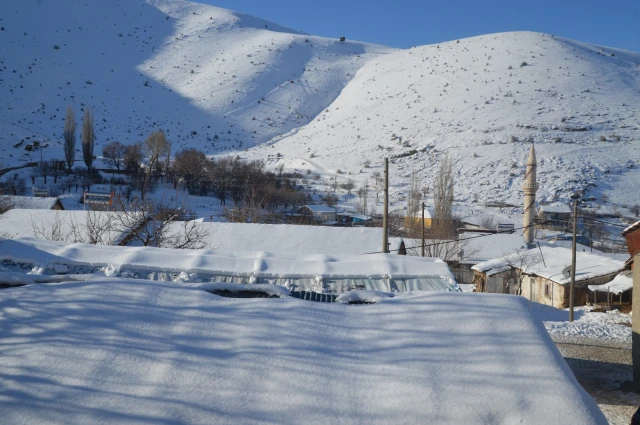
[522, 182, 539, 191]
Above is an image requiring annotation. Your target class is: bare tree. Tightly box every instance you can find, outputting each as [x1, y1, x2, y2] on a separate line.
[171, 148, 209, 194]
[112, 198, 209, 249]
[403, 155, 461, 261]
[323, 193, 338, 207]
[164, 220, 211, 249]
[48, 160, 66, 184]
[81, 106, 95, 170]
[502, 248, 541, 296]
[406, 171, 422, 237]
[0, 196, 15, 215]
[85, 210, 120, 245]
[480, 215, 497, 231]
[356, 183, 369, 215]
[433, 154, 454, 225]
[63, 106, 76, 170]
[340, 179, 355, 195]
[102, 141, 126, 171]
[144, 130, 170, 174]
[35, 161, 50, 184]
[31, 212, 84, 243]
[372, 171, 381, 186]
[331, 176, 339, 194]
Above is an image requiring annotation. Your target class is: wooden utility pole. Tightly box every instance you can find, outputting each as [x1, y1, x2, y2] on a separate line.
[421, 202, 426, 257]
[569, 200, 578, 322]
[382, 158, 389, 253]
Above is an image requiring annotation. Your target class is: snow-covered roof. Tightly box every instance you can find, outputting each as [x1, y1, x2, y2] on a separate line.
[0, 209, 137, 245]
[539, 204, 571, 214]
[337, 212, 372, 221]
[165, 221, 405, 256]
[0, 195, 61, 210]
[472, 245, 625, 285]
[588, 271, 633, 294]
[459, 233, 527, 264]
[623, 220, 640, 236]
[0, 237, 455, 282]
[0, 281, 606, 424]
[300, 204, 337, 213]
[407, 208, 433, 219]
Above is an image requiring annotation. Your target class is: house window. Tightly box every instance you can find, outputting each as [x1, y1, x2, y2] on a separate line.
[544, 283, 551, 298]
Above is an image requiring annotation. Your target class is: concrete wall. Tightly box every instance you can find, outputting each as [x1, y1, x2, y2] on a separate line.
[449, 262, 475, 285]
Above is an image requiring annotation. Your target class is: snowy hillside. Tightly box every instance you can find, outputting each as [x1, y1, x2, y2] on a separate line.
[1, 1, 638, 210]
[247, 32, 640, 209]
[0, 0, 391, 165]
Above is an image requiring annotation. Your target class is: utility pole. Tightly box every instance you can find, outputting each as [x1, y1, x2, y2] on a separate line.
[421, 202, 425, 257]
[569, 200, 578, 322]
[382, 158, 389, 253]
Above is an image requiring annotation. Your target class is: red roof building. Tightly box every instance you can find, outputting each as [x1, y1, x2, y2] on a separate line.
[622, 221, 640, 269]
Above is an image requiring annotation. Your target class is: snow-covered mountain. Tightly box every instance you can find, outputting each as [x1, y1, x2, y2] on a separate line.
[1, 0, 639, 209]
[0, 0, 392, 162]
[246, 32, 640, 209]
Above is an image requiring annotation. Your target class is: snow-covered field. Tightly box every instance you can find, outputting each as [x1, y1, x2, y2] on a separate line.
[0, 280, 607, 424]
[0, 0, 638, 215]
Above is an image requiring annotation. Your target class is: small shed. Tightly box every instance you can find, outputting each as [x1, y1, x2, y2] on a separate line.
[0, 195, 64, 211]
[588, 271, 633, 311]
[83, 191, 115, 208]
[295, 205, 337, 224]
[336, 212, 373, 226]
[538, 204, 571, 230]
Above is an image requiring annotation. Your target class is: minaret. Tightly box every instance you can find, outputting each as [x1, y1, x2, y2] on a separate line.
[523, 144, 538, 244]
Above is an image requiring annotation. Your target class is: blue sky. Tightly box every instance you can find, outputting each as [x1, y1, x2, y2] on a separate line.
[201, 0, 640, 52]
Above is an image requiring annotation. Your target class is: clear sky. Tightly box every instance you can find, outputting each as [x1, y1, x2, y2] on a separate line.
[200, 0, 640, 52]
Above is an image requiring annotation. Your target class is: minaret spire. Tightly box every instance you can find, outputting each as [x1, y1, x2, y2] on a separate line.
[523, 144, 538, 244]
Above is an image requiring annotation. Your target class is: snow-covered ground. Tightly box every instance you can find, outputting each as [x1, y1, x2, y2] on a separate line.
[0, 280, 607, 424]
[534, 303, 632, 343]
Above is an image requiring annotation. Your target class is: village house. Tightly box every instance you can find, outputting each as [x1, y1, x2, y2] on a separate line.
[294, 204, 337, 224]
[403, 207, 432, 229]
[0, 195, 64, 211]
[471, 245, 625, 308]
[537, 204, 571, 230]
[447, 232, 528, 285]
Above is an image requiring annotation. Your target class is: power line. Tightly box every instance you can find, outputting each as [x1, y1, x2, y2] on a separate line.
[361, 221, 547, 255]
[581, 216, 629, 228]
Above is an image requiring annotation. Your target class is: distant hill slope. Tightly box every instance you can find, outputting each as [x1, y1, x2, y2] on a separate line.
[0, 0, 392, 165]
[246, 31, 640, 207]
